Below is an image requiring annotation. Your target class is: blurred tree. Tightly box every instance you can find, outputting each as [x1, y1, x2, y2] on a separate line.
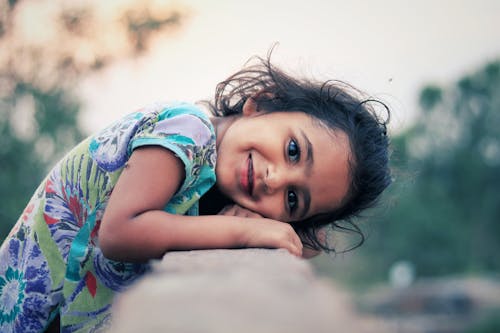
[329, 60, 500, 286]
[0, 0, 186, 240]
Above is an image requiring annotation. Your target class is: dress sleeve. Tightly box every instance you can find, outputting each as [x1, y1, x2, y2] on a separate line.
[129, 102, 217, 215]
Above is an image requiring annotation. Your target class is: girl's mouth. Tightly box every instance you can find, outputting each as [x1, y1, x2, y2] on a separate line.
[247, 153, 254, 196]
[241, 153, 254, 197]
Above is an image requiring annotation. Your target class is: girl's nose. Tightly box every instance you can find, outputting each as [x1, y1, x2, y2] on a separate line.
[264, 165, 287, 194]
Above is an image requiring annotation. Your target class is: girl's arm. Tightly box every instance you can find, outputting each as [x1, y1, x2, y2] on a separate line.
[99, 146, 303, 262]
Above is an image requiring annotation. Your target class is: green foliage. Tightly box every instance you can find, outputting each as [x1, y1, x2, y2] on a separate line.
[349, 60, 500, 285]
[419, 85, 442, 110]
[0, 83, 84, 239]
[465, 312, 500, 333]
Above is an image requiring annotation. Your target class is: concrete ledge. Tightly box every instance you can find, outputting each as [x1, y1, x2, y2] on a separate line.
[109, 249, 386, 333]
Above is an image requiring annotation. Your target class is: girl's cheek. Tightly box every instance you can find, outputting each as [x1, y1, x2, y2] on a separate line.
[254, 199, 284, 221]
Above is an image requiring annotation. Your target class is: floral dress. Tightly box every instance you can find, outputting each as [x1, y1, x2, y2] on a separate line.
[0, 101, 217, 332]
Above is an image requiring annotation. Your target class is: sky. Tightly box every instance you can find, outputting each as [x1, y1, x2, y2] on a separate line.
[79, 0, 500, 134]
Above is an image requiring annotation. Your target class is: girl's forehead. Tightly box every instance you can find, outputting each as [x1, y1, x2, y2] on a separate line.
[306, 131, 351, 214]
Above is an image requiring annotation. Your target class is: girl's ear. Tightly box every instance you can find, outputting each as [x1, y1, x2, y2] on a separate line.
[242, 97, 259, 117]
[242, 91, 274, 117]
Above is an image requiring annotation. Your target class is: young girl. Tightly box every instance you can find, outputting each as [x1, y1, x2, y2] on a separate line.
[0, 55, 391, 332]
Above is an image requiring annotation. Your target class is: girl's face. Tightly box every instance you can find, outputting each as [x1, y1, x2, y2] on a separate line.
[214, 99, 352, 223]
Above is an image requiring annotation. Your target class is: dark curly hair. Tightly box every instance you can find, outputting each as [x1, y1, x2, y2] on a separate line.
[202, 51, 391, 253]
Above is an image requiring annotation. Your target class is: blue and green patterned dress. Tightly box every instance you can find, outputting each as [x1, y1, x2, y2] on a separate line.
[0, 101, 216, 332]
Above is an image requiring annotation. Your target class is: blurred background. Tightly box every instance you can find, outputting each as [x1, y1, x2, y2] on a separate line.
[1, 0, 499, 332]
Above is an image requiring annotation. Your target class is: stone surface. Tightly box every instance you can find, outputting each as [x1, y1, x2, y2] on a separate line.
[109, 249, 389, 333]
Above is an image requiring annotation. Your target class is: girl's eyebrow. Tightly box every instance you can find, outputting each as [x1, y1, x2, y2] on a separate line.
[299, 189, 311, 220]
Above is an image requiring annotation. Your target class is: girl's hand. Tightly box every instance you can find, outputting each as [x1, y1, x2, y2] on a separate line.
[218, 204, 303, 257]
[241, 219, 303, 257]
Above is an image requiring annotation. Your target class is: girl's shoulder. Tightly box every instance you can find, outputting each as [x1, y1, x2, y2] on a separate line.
[138, 101, 212, 124]
[131, 100, 215, 147]
[88, 101, 215, 174]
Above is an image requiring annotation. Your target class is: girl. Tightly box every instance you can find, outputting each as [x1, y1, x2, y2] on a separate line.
[0, 55, 391, 332]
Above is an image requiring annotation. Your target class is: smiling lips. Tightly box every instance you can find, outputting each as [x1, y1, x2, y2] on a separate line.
[241, 153, 254, 196]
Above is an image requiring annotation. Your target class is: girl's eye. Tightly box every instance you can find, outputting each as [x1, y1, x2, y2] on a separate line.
[287, 190, 298, 213]
[287, 139, 300, 162]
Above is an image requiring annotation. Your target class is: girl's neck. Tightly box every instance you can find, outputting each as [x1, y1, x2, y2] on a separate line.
[210, 115, 238, 150]
[203, 113, 239, 215]
[199, 185, 233, 215]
